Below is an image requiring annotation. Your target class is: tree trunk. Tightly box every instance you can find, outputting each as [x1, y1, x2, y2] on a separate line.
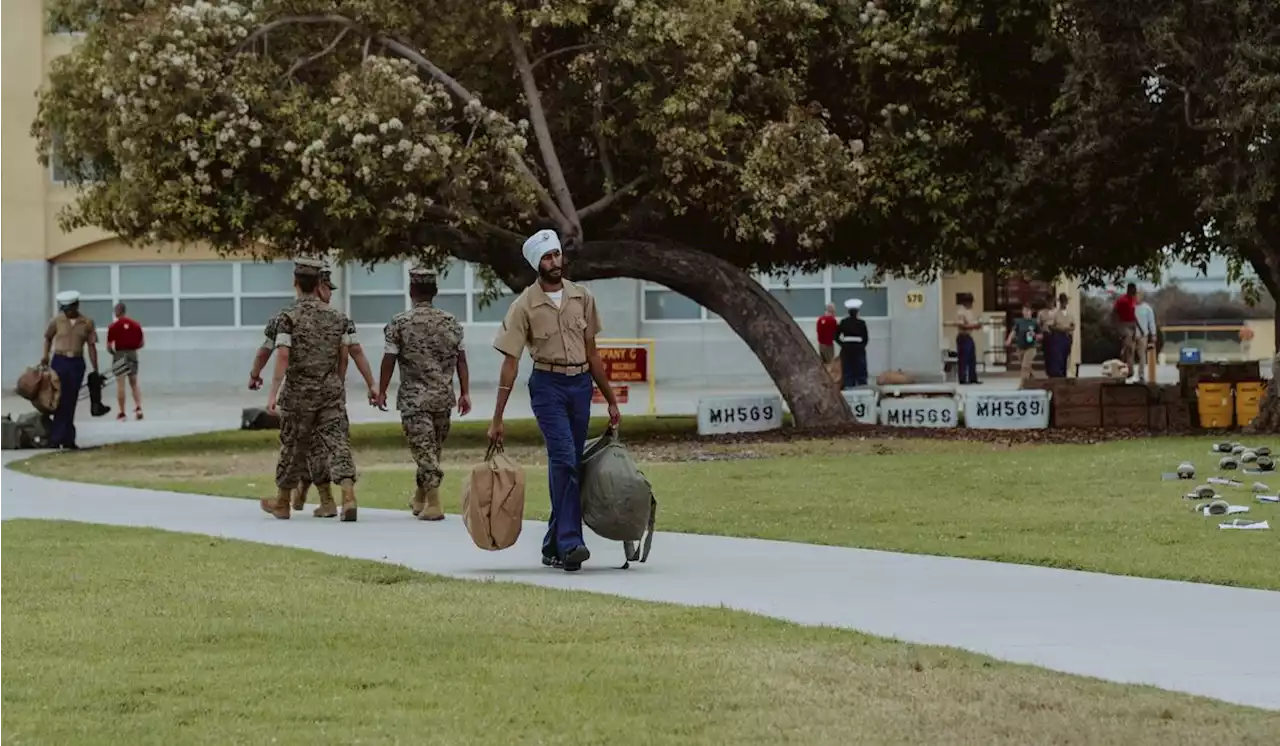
[1243, 245, 1280, 433]
[558, 238, 853, 428]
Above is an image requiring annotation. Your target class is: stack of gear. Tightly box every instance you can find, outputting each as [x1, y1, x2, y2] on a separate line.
[1, 412, 54, 450]
[15, 365, 60, 415]
[580, 427, 657, 569]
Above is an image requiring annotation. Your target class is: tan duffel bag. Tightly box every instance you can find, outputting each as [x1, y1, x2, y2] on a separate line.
[461, 444, 527, 551]
[16, 365, 60, 415]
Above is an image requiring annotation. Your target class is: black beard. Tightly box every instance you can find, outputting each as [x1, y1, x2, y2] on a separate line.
[539, 266, 563, 284]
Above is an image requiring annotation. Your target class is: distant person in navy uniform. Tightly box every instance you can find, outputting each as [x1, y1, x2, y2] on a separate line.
[837, 298, 869, 388]
[107, 303, 146, 421]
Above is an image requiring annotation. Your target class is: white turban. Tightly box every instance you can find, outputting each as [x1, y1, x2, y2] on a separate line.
[523, 229, 562, 270]
[56, 290, 81, 306]
[844, 298, 863, 310]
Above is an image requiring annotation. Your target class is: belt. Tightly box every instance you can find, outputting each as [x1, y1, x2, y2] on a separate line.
[533, 361, 589, 375]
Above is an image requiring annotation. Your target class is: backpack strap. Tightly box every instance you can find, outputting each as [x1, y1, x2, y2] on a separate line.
[638, 495, 656, 563]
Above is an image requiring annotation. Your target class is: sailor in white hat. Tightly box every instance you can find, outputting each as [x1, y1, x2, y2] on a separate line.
[836, 297, 869, 388]
[489, 229, 619, 572]
[42, 288, 101, 448]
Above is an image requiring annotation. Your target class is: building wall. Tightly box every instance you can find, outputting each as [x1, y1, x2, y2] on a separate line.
[8, 253, 949, 389]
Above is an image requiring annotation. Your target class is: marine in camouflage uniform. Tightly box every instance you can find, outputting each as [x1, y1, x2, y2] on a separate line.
[378, 266, 470, 521]
[252, 268, 345, 516]
[261, 259, 362, 521]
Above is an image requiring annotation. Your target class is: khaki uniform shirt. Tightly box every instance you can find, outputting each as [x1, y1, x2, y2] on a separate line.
[1049, 307, 1075, 333]
[493, 281, 603, 365]
[384, 301, 465, 413]
[45, 313, 97, 358]
[955, 307, 979, 338]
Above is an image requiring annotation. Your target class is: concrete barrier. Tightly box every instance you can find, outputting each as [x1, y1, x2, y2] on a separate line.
[697, 394, 784, 436]
[879, 395, 959, 428]
[842, 389, 878, 425]
[964, 389, 1052, 430]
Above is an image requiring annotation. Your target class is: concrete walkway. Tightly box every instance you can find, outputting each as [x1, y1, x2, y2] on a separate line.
[3, 435, 1279, 711]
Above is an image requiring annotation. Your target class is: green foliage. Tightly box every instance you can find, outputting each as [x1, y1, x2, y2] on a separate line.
[1029, 0, 1280, 293]
[33, 0, 1091, 284]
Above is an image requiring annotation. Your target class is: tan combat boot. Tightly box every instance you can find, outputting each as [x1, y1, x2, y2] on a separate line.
[259, 488, 291, 519]
[339, 479, 357, 522]
[417, 486, 445, 521]
[312, 483, 337, 518]
[410, 485, 426, 516]
[292, 480, 311, 511]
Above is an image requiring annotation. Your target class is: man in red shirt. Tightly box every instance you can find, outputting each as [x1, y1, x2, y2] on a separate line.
[1112, 283, 1140, 379]
[816, 303, 838, 363]
[106, 303, 145, 420]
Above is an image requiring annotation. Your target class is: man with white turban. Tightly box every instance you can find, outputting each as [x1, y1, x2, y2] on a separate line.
[489, 230, 621, 572]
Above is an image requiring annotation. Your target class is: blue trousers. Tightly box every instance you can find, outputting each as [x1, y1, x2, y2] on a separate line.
[50, 354, 85, 447]
[1046, 331, 1072, 377]
[529, 370, 592, 558]
[956, 333, 979, 383]
[841, 347, 868, 388]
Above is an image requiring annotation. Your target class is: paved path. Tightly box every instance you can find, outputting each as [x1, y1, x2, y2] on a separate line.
[5, 457, 1279, 710]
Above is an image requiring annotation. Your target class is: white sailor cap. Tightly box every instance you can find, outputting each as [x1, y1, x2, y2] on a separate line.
[56, 290, 81, 306]
[523, 229, 562, 269]
[844, 298, 863, 310]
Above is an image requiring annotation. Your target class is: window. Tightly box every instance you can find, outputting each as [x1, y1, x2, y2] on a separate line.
[643, 282, 711, 321]
[239, 262, 294, 327]
[763, 270, 827, 318]
[830, 264, 889, 319]
[53, 265, 114, 328]
[348, 262, 408, 324]
[343, 259, 511, 325]
[119, 264, 174, 327]
[49, 130, 102, 185]
[53, 261, 299, 329]
[178, 264, 235, 327]
[641, 265, 889, 322]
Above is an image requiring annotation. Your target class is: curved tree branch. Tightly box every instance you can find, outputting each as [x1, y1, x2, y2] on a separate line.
[285, 26, 352, 78]
[234, 14, 567, 232]
[578, 174, 650, 221]
[505, 21, 582, 241]
[531, 43, 604, 70]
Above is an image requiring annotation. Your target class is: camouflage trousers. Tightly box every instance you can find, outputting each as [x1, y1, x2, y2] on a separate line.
[276, 402, 356, 489]
[401, 409, 452, 490]
[300, 406, 350, 485]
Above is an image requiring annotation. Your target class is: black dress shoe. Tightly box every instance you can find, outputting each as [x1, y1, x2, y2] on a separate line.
[562, 545, 590, 572]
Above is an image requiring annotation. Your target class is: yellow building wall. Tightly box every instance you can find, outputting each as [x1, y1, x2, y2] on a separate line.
[2, 0, 48, 262]
[54, 238, 229, 264]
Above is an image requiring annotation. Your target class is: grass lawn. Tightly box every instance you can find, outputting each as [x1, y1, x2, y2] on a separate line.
[4, 521, 1277, 745]
[14, 418, 1280, 590]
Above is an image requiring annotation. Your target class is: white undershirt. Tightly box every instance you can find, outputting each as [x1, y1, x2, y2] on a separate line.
[547, 289, 563, 309]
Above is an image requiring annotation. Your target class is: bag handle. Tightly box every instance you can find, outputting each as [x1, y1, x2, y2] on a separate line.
[485, 441, 504, 462]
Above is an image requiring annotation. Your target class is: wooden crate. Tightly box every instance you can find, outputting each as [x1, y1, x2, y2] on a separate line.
[1101, 383, 1152, 408]
[1053, 380, 1104, 409]
[1148, 405, 1169, 431]
[1102, 405, 1149, 428]
[1054, 405, 1102, 428]
[1154, 384, 1182, 404]
[1167, 402, 1193, 431]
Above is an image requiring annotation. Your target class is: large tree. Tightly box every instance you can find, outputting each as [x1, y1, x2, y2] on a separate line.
[36, 0, 1068, 426]
[1022, 0, 1279, 426]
